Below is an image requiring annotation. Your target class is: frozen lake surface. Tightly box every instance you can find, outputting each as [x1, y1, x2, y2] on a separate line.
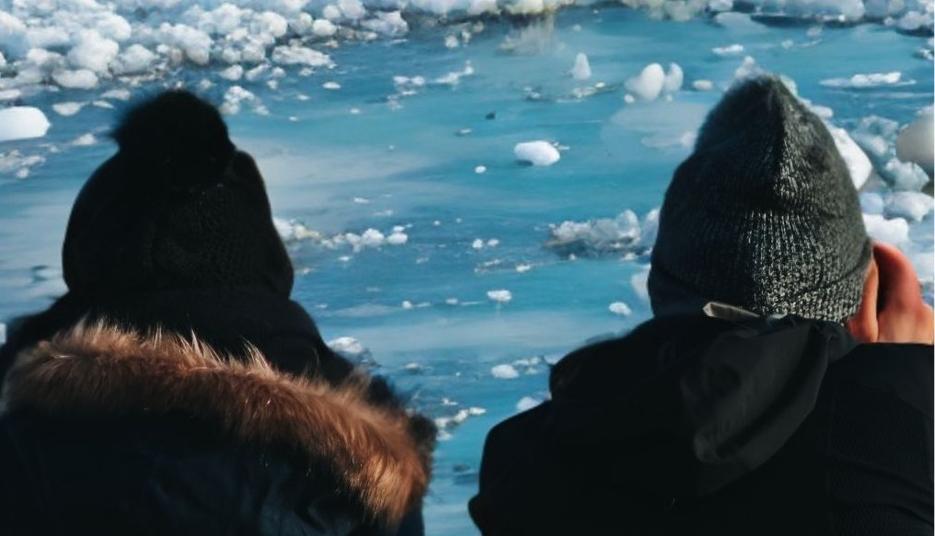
[0, 3, 933, 533]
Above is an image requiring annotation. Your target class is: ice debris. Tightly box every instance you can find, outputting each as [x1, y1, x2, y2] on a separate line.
[514, 141, 560, 166]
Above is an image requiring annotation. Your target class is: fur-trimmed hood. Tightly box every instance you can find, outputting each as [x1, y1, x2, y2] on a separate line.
[1, 321, 431, 526]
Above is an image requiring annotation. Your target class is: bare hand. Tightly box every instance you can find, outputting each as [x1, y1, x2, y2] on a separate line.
[847, 242, 934, 345]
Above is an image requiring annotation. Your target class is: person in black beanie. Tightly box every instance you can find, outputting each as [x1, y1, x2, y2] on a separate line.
[470, 76, 933, 535]
[0, 90, 435, 536]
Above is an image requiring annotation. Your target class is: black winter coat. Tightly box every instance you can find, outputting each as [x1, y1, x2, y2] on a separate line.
[470, 314, 933, 535]
[0, 290, 435, 536]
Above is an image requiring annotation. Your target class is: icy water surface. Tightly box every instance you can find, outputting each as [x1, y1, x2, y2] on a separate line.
[1, 7, 933, 534]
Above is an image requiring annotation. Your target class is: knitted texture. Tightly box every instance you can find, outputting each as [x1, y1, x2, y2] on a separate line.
[62, 91, 293, 297]
[649, 76, 871, 322]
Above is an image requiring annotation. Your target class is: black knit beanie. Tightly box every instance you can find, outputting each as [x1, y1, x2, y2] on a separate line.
[648, 76, 871, 323]
[62, 90, 293, 297]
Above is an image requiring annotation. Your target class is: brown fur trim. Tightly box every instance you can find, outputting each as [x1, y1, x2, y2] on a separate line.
[2, 321, 429, 524]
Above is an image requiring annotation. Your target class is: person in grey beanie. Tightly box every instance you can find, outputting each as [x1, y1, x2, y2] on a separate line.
[470, 76, 933, 535]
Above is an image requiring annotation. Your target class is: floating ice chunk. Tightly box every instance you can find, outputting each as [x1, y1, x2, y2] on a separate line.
[625, 63, 665, 101]
[386, 230, 408, 245]
[472, 238, 484, 249]
[487, 289, 512, 303]
[434, 61, 474, 86]
[884, 192, 933, 222]
[339, 0, 367, 19]
[0, 150, 44, 178]
[312, 18, 337, 37]
[827, 126, 872, 190]
[52, 102, 85, 117]
[820, 72, 905, 88]
[475, 165, 487, 174]
[219, 65, 244, 81]
[516, 263, 532, 273]
[72, 133, 96, 146]
[221, 85, 257, 115]
[896, 109, 934, 175]
[516, 396, 542, 411]
[692, 79, 714, 91]
[52, 69, 98, 89]
[362, 11, 408, 36]
[863, 214, 909, 245]
[609, 301, 632, 316]
[356, 228, 385, 248]
[713, 44, 744, 56]
[487, 239, 500, 247]
[323, 81, 341, 90]
[111, 44, 157, 75]
[327, 336, 376, 366]
[273, 217, 321, 242]
[709, 0, 733, 10]
[663, 63, 683, 93]
[631, 267, 651, 303]
[0, 11, 27, 57]
[514, 140, 560, 166]
[733, 56, 760, 80]
[101, 89, 131, 101]
[272, 45, 332, 67]
[859, 192, 885, 215]
[491, 364, 520, 379]
[714, 12, 764, 31]
[851, 115, 900, 160]
[882, 158, 929, 191]
[67, 30, 119, 73]
[571, 52, 591, 81]
[547, 209, 658, 257]
[0, 107, 50, 142]
[401, 300, 414, 309]
[157, 24, 212, 65]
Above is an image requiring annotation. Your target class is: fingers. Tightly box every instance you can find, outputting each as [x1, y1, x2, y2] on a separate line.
[873, 242, 923, 312]
[847, 256, 879, 344]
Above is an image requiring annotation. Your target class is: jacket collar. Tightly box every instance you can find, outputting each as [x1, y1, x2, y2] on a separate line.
[1, 321, 430, 525]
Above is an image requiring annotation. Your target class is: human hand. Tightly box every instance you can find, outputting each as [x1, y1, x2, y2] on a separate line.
[846, 242, 934, 345]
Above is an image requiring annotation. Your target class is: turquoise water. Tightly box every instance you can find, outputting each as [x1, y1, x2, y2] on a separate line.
[1, 8, 932, 534]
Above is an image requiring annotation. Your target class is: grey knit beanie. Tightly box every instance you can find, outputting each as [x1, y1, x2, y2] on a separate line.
[648, 76, 871, 323]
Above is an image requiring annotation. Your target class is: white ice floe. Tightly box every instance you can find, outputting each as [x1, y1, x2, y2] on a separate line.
[271, 44, 332, 67]
[0, 149, 45, 178]
[884, 192, 934, 222]
[692, 79, 714, 91]
[625, 63, 665, 101]
[820, 72, 907, 89]
[827, 126, 872, 190]
[51, 69, 98, 89]
[547, 209, 659, 258]
[860, 192, 885, 215]
[386, 230, 408, 245]
[712, 43, 744, 56]
[327, 336, 377, 366]
[570, 52, 591, 81]
[0, 107, 50, 143]
[72, 133, 96, 146]
[433, 61, 474, 86]
[895, 108, 934, 175]
[608, 301, 632, 316]
[733, 56, 761, 80]
[631, 267, 651, 303]
[52, 102, 85, 117]
[487, 289, 512, 303]
[883, 158, 929, 191]
[663, 63, 683, 93]
[514, 140, 560, 166]
[474, 165, 487, 174]
[273, 217, 322, 242]
[323, 81, 341, 89]
[863, 213, 910, 245]
[218, 64, 244, 81]
[491, 364, 520, 379]
[516, 396, 543, 412]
